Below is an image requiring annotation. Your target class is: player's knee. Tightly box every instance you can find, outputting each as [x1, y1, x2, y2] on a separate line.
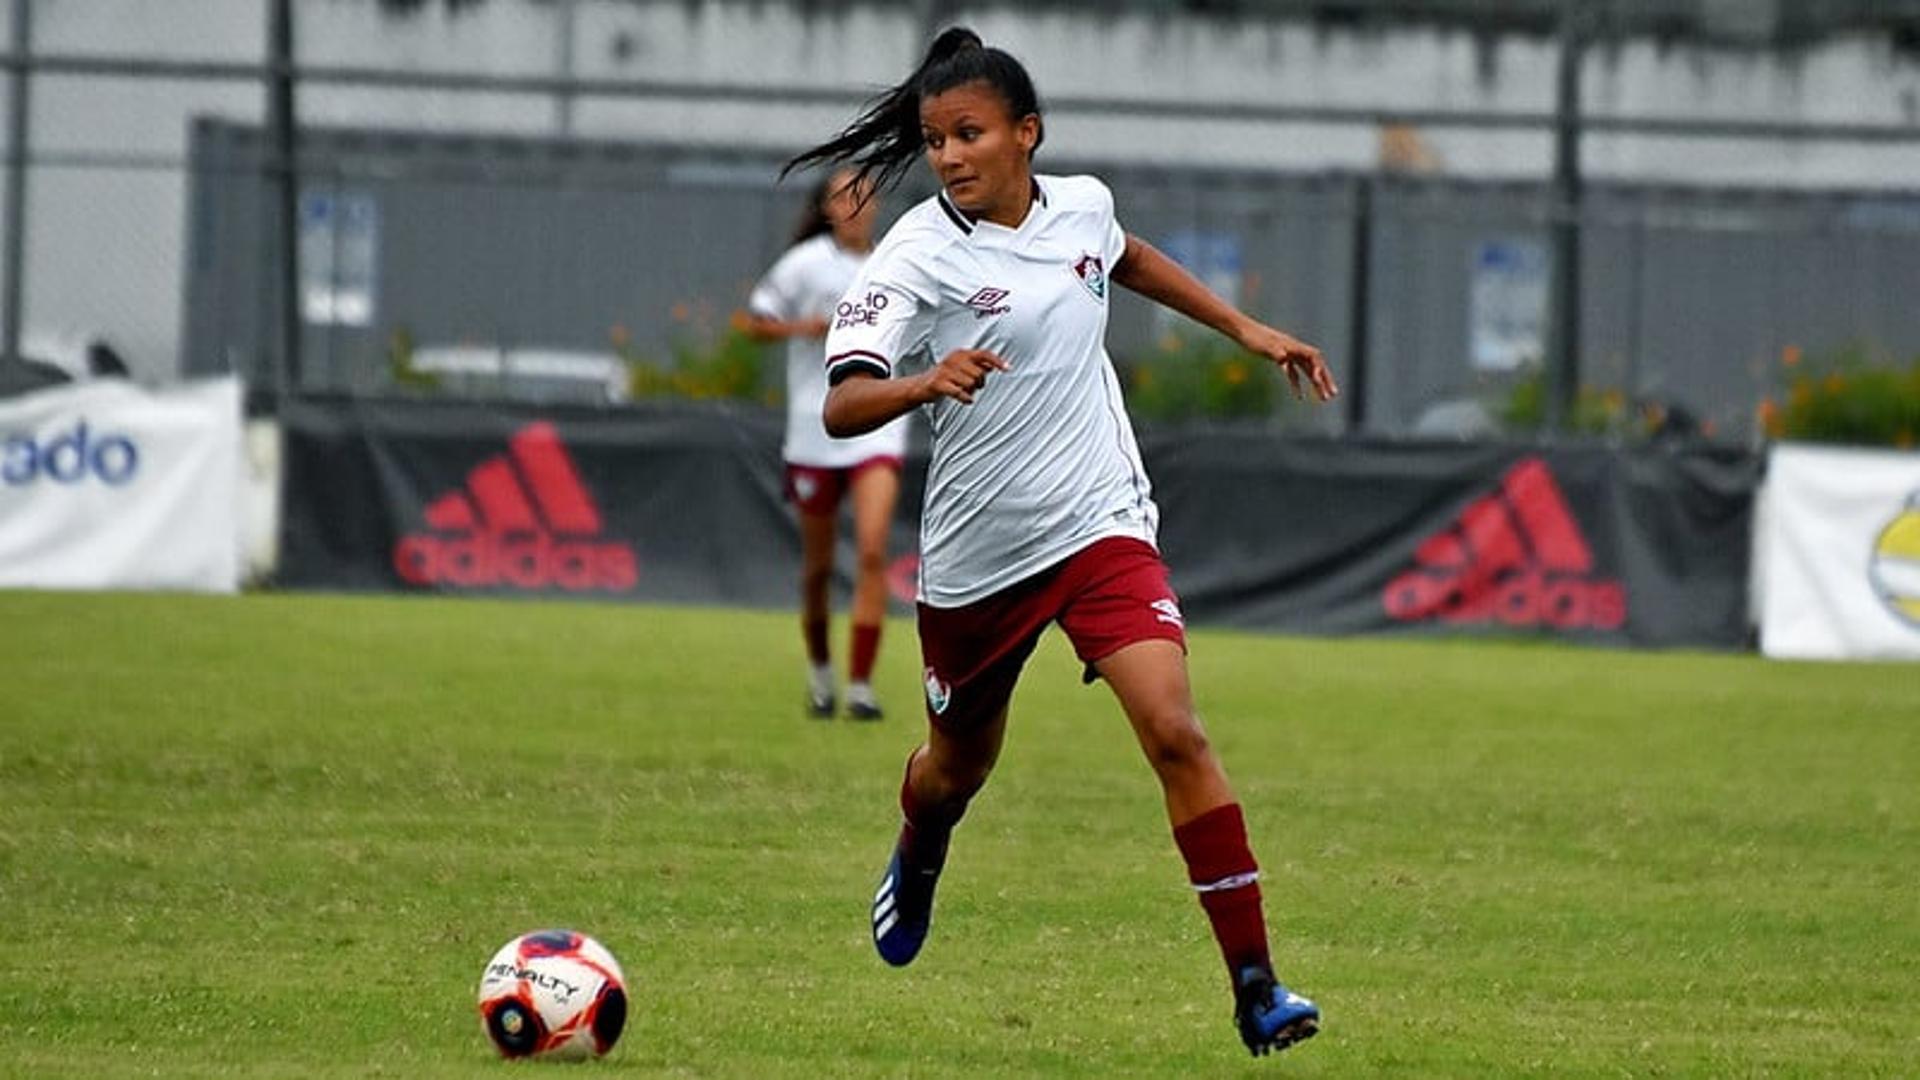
[855, 545, 888, 580]
[922, 757, 989, 807]
[1142, 712, 1211, 775]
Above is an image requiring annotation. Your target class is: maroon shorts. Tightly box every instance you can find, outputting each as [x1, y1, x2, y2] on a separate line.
[916, 536, 1187, 731]
[783, 456, 903, 517]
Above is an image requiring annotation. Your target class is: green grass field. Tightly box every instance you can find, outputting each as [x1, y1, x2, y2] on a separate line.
[2, 591, 1916, 1078]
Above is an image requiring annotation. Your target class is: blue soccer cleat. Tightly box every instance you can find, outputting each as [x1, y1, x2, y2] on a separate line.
[871, 846, 940, 966]
[1233, 965, 1320, 1057]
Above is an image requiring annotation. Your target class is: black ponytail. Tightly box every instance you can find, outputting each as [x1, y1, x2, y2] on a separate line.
[782, 26, 1044, 192]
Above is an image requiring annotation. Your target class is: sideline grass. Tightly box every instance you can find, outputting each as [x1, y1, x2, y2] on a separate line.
[1, 591, 1916, 1078]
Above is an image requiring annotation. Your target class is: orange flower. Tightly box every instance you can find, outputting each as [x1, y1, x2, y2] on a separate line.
[670, 301, 691, 323]
[1781, 344, 1802, 368]
[609, 323, 631, 347]
[1823, 372, 1847, 395]
[1223, 362, 1248, 386]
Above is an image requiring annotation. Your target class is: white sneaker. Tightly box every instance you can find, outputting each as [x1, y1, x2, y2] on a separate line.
[806, 664, 836, 719]
[845, 681, 884, 721]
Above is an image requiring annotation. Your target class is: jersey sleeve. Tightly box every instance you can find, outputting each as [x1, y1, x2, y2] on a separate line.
[1096, 178, 1129, 270]
[824, 245, 937, 386]
[746, 245, 806, 322]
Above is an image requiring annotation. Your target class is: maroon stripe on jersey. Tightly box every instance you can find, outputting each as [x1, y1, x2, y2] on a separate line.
[510, 421, 602, 534]
[935, 191, 974, 235]
[827, 351, 891, 386]
[467, 457, 539, 532]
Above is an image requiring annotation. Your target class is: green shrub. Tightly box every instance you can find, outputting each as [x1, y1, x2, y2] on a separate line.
[1498, 363, 1642, 437]
[627, 325, 770, 403]
[385, 326, 441, 390]
[1120, 332, 1277, 423]
[1759, 343, 1920, 449]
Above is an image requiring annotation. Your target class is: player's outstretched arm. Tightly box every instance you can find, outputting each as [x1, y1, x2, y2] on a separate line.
[824, 349, 1010, 437]
[737, 311, 830, 343]
[1111, 233, 1339, 403]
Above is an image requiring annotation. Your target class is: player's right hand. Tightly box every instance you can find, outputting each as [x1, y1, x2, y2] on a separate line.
[917, 348, 1010, 405]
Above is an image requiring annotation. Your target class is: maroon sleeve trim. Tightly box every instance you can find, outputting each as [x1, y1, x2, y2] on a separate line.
[826, 350, 892, 386]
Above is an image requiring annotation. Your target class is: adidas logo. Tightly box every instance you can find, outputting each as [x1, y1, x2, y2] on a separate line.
[392, 421, 639, 592]
[1382, 457, 1625, 631]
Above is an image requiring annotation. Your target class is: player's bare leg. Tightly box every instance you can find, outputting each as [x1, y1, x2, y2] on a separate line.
[873, 704, 1007, 965]
[1096, 640, 1319, 1056]
[845, 465, 900, 720]
[798, 509, 838, 717]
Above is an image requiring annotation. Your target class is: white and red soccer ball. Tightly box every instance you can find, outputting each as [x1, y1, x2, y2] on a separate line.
[476, 930, 628, 1060]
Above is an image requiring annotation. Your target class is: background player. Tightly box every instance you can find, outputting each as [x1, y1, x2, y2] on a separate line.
[786, 27, 1340, 1058]
[743, 169, 906, 720]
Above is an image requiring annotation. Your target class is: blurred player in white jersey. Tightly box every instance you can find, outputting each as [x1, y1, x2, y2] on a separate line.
[784, 27, 1340, 1058]
[743, 168, 907, 721]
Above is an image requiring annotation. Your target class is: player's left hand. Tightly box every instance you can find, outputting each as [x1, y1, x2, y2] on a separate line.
[1240, 324, 1339, 402]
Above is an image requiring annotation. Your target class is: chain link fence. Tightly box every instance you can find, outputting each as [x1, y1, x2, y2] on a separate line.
[6, 0, 1920, 442]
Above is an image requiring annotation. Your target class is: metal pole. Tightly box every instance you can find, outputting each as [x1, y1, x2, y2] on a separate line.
[265, 0, 299, 395]
[2, 0, 32, 368]
[1345, 174, 1372, 434]
[1545, 0, 1585, 432]
[554, 0, 576, 136]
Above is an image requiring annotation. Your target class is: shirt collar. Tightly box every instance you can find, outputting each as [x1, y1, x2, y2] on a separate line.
[937, 178, 1048, 239]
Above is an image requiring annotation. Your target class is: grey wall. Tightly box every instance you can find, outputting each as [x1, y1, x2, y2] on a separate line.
[10, 0, 1920, 383]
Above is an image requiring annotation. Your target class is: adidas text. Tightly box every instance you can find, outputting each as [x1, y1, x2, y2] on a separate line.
[394, 532, 638, 592]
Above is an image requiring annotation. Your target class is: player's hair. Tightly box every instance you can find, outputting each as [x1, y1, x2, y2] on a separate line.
[789, 171, 839, 245]
[781, 26, 1044, 193]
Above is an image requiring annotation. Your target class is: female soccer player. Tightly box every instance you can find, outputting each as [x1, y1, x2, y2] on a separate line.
[786, 27, 1340, 1058]
[743, 168, 906, 721]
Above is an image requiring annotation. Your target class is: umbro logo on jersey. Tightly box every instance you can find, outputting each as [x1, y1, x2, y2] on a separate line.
[1071, 252, 1107, 301]
[393, 421, 640, 593]
[965, 287, 1011, 318]
[1381, 457, 1626, 631]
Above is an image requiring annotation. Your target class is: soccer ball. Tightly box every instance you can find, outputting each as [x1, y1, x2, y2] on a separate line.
[476, 930, 628, 1060]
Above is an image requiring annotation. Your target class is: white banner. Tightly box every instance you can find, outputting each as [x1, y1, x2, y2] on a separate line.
[1759, 443, 1920, 661]
[0, 377, 243, 592]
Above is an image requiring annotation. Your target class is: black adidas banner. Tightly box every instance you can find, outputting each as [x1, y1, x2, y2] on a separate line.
[1140, 432, 1760, 648]
[278, 399, 1761, 648]
[279, 398, 797, 607]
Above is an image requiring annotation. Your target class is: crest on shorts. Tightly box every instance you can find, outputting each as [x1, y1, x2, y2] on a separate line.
[923, 666, 952, 715]
[1071, 252, 1107, 301]
[793, 474, 818, 502]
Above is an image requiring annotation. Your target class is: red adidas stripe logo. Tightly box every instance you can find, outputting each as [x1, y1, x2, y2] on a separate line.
[393, 422, 639, 592]
[1382, 458, 1625, 630]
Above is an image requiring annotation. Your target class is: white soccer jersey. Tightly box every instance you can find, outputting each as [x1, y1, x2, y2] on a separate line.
[748, 233, 909, 468]
[825, 175, 1158, 607]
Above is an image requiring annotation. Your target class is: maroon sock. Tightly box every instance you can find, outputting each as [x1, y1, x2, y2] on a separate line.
[897, 751, 966, 871]
[803, 616, 829, 666]
[850, 623, 882, 682]
[1172, 803, 1272, 981]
